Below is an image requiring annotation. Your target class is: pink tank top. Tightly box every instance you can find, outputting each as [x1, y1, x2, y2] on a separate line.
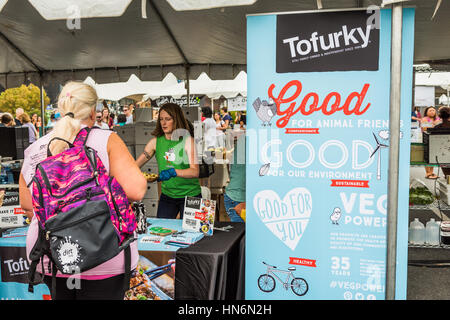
[22, 126, 138, 280]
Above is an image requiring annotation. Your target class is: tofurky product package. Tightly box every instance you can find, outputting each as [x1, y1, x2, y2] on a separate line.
[182, 197, 216, 236]
[0, 189, 27, 229]
[0, 206, 27, 228]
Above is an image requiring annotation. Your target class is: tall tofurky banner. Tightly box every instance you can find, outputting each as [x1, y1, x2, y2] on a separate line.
[246, 8, 414, 300]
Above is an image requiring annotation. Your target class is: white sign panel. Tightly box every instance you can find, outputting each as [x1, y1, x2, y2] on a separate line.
[414, 86, 435, 107]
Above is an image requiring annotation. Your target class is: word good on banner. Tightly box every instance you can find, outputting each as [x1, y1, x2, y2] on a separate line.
[268, 80, 371, 128]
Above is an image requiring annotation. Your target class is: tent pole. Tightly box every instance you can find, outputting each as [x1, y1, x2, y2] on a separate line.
[186, 65, 190, 108]
[39, 73, 46, 136]
[386, 3, 403, 301]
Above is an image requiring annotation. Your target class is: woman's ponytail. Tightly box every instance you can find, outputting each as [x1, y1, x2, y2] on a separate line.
[49, 81, 98, 155]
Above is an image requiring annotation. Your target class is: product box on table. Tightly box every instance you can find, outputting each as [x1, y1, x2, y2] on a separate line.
[0, 189, 27, 229]
[0, 206, 27, 228]
[182, 196, 216, 236]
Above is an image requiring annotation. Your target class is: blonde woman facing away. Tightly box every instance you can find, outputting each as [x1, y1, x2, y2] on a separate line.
[19, 81, 147, 300]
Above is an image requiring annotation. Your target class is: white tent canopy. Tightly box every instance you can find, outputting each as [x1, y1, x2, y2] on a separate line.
[189, 71, 247, 99]
[84, 72, 184, 101]
[415, 72, 450, 91]
[85, 71, 247, 101]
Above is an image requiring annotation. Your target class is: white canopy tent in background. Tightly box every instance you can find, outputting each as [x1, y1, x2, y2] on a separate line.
[187, 71, 247, 99]
[415, 72, 450, 106]
[85, 71, 247, 102]
[84, 73, 185, 101]
[415, 72, 450, 92]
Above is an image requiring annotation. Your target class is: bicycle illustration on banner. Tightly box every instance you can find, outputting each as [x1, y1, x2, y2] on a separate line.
[257, 261, 309, 296]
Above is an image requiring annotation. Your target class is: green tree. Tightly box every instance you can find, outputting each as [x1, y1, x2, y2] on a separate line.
[0, 84, 50, 119]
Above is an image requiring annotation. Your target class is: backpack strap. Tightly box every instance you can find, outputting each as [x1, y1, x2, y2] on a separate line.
[123, 246, 131, 292]
[51, 261, 58, 298]
[73, 126, 100, 147]
[28, 228, 49, 293]
[46, 137, 75, 157]
[28, 257, 45, 293]
[120, 235, 136, 292]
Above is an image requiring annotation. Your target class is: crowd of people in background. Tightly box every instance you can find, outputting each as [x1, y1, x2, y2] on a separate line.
[0, 102, 246, 148]
[0, 102, 140, 146]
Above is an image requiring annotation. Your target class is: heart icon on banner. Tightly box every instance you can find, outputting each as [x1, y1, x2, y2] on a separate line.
[253, 187, 312, 251]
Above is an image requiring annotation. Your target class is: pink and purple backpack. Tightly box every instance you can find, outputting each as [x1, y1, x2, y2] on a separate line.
[28, 127, 135, 293]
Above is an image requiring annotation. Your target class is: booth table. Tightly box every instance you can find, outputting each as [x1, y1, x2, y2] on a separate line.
[0, 227, 50, 300]
[175, 221, 245, 300]
[0, 218, 245, 300]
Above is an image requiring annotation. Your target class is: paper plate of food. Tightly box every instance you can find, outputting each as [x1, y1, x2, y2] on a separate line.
[142, 172, 159, 182]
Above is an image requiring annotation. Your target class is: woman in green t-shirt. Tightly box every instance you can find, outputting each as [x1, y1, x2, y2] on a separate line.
[136, 103, 201, 219]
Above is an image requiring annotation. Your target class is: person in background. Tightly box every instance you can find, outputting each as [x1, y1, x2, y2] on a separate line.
[116, 114, 127, 126]
[18, 113, 38, 144]
[214, 112, 225, 148]
[135, 103, 201, 219]
[47, 114, 57, 130]
[109, 113, 115, 129]
[224, 132, 246, 222]
[94, 111, 110, 129]
[123, 105, 133, 124]
[201, 107, 217, 151]
[421, 106, 441, 179]
[234, 112, 241, 125]
[421, 106, 440, 127]
[19, 80, 146, 300]
[15, 108, 24, 126]
[129, 103, 135, 122]
[435, 106, 450, 129]
[36, 116, 42, 137]
[411, 107, 422, 122]
[0, 113, 14, 127]
[31, 113, 38, 130]
[220, 106, 232, 131]
[239, 116, 246, 131]
[101, 108, 111, 129]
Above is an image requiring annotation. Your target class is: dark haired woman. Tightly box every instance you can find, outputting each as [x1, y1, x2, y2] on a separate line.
[136, 103, 201, 219]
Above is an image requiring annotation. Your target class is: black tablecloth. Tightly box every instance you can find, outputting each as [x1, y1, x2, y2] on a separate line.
[175, 222, 245, 300]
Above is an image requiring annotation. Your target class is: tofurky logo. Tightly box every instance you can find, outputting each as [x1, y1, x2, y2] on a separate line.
[3, 257, 29, 274]
[282, 25, 372, 58]
[186, 197, 201, 209]
[276, 11, 379, 72]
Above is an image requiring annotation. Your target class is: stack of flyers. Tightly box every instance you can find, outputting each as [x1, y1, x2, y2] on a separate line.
[182, 197, 216, 236]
